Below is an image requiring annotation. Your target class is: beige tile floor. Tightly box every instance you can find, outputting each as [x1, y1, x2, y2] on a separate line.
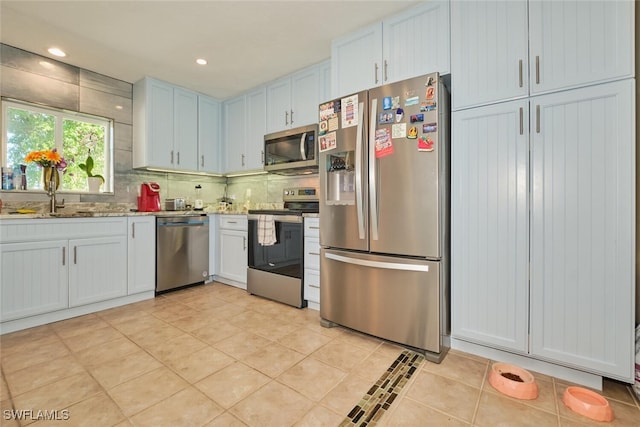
[1, 282, 639, 426]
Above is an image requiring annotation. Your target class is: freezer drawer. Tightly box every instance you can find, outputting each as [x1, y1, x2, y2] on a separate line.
[320, 248, 444, 357]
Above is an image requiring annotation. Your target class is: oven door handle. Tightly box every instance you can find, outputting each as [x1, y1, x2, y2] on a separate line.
[247, 214, 302, 223]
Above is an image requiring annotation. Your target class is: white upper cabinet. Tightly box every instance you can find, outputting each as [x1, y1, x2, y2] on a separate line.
[451, 0, 634, 110]
[450, 0, 529, 110]
[382, 0, 450, 83]
[245, 87, 267, 170]
[266, 64, 322, 133]
[528, 0, 634, 95]
[133, 77, 174, 169]
[173, 88, 199, 170]
[331, 1, 450, 98]
[223, 95, 246, 173]
[198, 95, 221, 173]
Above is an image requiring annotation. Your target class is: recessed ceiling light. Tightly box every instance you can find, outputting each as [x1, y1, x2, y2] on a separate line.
[196, 58, 207, 65]
[48, 47, 66, 57]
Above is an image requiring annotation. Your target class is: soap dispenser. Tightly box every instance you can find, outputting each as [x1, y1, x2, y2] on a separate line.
[194, 185, 203, 210]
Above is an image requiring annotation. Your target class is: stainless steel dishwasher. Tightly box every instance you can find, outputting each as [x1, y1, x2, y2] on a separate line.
[156, 214, 209, 292]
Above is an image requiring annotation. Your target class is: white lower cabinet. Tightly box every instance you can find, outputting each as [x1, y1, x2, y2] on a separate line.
[304, 217, 320, 310]
[452, 80, 635, 381]
[216, 215, 248, 288]
[127, 216, 156, 294]
[0, 216, 154, 333]
[69, 236, 127, 307]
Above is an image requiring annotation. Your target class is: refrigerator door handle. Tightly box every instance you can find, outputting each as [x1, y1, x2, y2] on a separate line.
[299, 132, 307, 160]
[325, 252, 429, 272]
[369, 98, 379, 241]
[355, 101, 365, 239]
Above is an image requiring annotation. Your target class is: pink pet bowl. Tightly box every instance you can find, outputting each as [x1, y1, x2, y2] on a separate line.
[488, 362, 539, 400]
[562, 386, 614, 422]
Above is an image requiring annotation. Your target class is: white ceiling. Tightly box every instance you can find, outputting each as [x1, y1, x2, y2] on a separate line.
[0, 0, 417, 99]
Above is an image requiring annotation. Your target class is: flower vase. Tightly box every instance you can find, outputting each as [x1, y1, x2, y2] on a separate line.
[87, 177, 102, 193]
[43, 166, 60, 190]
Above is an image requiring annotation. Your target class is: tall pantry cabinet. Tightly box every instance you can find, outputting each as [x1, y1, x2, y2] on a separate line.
[450, 0, 635, 381]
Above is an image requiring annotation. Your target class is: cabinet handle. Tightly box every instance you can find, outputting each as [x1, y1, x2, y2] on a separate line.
[177, 152, 180, 165]
[62, 247, 66, 266]
[309, 252, 320, 256]
[290, 109, 294, 125]
[74, 246, 77, 264]
[261, 150, 265, 165]
[535, 56, 540, 84]
[536, 105, 540, 133]
[132, 223, 136, 239]
[201, 155, 204, 167]
[374, 63, 379, 84]
[241, 154, 245, 166]
[309, 226, 319, 229]
[243, 237, 246, 251]
[518, 60, 523, 88]
[285, 111, 289, 126]
[171, 150, 174, 164]
[519, 107, 524, 135]
[384, 60, 388, 82]
[227, 221, 237, 224]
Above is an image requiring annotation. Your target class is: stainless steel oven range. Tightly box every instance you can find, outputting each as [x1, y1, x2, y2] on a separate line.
[247, 187, 319, 308]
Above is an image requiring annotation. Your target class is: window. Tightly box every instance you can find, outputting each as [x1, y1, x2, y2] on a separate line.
[1, 99, 113, 192]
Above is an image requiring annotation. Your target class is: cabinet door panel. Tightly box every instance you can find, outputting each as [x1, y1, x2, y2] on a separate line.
[451, 100, 530, 352]
[219, 230, 247, 284]
[147, 80, 174, 167]
[331, 22, 382, 98]
[246, 88, 266, 170]
[127, 217, 156, 294]
[69, 236, 127, 307]
[0, 241, 69, 321]
[266, 78, 291, 133]
[451, 0, 528, 109]
[198, 95, 221, 173]
[223, 96, 246, 173]
[383, 0, 450, 83]
[291, 67, 320, 128]
[530, 81, 635, 380]
[529, 0, 634, 95]
[174, 88, 199, 170]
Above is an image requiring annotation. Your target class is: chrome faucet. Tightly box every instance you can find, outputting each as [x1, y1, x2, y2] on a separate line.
[47, 181, 65, 213]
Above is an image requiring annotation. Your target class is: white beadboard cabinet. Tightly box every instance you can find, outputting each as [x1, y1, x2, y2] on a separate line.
[68, 235, 128, 307]
[127, 216, 156, 295]
[172, 87, 199, 170]
[215, 215, 248, 288]
[222, 95, 246, 173]
[222, 89, 266, 174]
[0, 240, 69, 321]
[452, 80, 635, 381]
[451, 99, 530, 353]
[451, 0, 634, 110]
[198, 95, 221, 173]
[245, 88, 267, 170]
[529, 80, 635, 380]
[266, 66, 320, 134]
[331, 1, 450, 98]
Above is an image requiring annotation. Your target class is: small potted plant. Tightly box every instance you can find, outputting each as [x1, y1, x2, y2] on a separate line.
[78, 150, 104, 192]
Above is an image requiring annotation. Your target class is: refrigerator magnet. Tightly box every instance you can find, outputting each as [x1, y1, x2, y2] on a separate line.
[392, 96, 400, 109]
[421, 101, 437, 112]
[391, 123, 406, 139]
[375, 128, 394, 158]
[426, 86, 435, 100]
[341, 95, 358, 128]
[423, 122, 437, 133]
[395, 108, 404, 122]
[407, 126, 418, 139]
[378, 112, 394, 124]
[418, 135, 435, 152]
[383, 96, 393, 110]
[405, 96, 419, 106]
[410, 114, 424, 123]
[319, 102, 334, 121]
[319, 120, 328, 136]
[328, 116, 339, 132]
[319, 132, 337, 153]
[425, 76, 436, 87]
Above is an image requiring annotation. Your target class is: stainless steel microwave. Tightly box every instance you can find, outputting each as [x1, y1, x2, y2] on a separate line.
[264, 124, 318, 175]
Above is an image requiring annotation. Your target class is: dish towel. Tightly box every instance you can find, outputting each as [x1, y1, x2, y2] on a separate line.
[258, 214, 277, 246]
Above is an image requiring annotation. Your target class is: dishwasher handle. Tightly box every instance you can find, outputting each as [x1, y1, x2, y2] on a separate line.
[157, 217, 209, 227]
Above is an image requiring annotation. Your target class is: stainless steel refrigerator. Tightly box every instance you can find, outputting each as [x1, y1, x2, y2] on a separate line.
[318, 73, 449, 362]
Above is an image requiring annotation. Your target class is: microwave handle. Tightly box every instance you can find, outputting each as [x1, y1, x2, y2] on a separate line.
[300, 132, 307, 160]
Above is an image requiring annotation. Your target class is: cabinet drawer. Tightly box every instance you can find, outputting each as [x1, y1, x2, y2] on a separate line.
[304, 237, 320, 270]
[304, 218, 320, 238]
[219, 215, 247, 230]
[304, 269, 320, 303]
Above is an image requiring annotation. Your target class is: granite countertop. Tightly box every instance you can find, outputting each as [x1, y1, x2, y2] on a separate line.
[0, 209, 251, 220]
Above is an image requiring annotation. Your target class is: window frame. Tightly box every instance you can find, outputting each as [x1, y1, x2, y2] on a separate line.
[1, 98, 114, 193]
